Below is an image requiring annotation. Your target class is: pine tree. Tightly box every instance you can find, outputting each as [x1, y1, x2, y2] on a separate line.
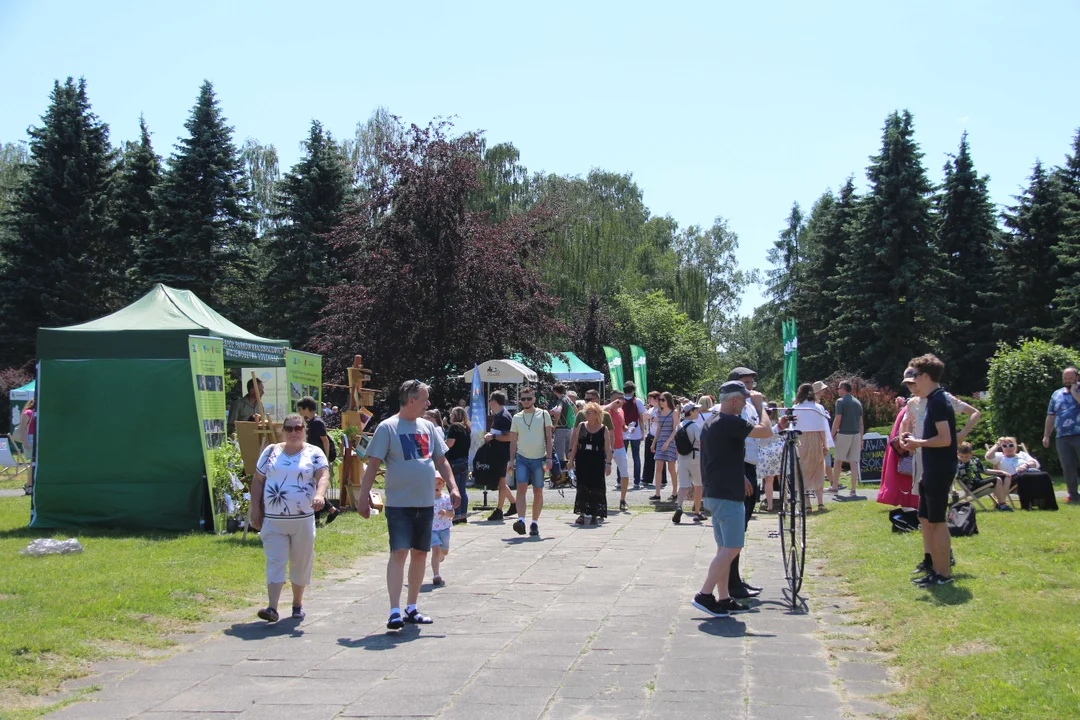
[137, 81, 254, 312]
[1052, 129, 1080, 346]
[795, 177, 857, 380]
[261, 120, 352, 348]
[996, 161, 1066, 343]
[0, 77, 117, 366]
[766, 202, 805, 307]
[934, 132, 1000, 393]
[830, 110, 948, 387]
[111, 115, 161, 304]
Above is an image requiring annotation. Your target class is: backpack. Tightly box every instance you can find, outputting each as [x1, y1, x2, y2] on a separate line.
[472, 441, 501, 491]
[675, 420, 696, 457]
[948, 501, 978, 537]
[888, 507, 919, 533]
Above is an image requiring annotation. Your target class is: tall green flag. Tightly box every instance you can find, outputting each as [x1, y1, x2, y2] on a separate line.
[603, 346, 625, 391]
[782, 319, 798, 407]
[629, 345, 648, 397]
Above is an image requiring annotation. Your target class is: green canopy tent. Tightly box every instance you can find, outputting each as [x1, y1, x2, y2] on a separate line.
[30, 284, 289, 530]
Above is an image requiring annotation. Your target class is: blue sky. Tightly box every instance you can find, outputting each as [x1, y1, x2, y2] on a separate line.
[2, 0, 1078, 314]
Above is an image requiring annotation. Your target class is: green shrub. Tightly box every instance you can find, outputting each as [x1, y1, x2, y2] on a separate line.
[987, 339, 1080, 474]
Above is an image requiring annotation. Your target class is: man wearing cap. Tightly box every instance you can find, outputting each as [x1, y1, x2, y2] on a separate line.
[727, 366, 773, 599]
[673, 402, 705, 523]
[694, 381, 788, 617]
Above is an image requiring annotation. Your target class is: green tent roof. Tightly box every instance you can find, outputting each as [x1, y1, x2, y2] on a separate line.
[511, 352, 604, 382]
[37, 284, 289, 363]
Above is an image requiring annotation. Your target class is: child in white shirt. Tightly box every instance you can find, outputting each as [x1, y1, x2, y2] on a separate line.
[430, 476, 454, 586]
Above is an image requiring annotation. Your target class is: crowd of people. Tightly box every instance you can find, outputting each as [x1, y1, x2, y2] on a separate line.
[242, 360, 1080, 626]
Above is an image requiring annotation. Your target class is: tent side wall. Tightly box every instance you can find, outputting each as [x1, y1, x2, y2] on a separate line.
[30, 359, 207, 530]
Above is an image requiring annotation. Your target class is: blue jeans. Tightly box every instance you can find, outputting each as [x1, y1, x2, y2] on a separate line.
[624, 439, 642, 484]
[512, 456, 546, 489]
[451, 459, 470, 518]
[385, 506, 435, 552]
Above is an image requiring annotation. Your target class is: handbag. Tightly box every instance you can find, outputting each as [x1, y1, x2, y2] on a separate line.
[890, 436, 913, 476]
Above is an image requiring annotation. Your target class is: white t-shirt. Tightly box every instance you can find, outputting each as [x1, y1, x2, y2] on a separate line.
[432, 493, 453, 531]
[993, 451, 1039, 476]
[257, 443, 329, 519]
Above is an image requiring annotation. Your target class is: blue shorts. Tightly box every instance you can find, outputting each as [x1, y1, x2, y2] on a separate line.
[703, 497, 746, 549]
[512, 456, 546, 489]
[431, 527, 451, 550]
[385, 506, 435, 552]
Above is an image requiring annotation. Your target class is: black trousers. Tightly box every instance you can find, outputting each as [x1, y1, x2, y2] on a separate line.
[730, 462, 759, 592]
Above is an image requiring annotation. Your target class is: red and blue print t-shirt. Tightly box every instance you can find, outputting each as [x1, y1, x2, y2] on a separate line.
[366, 416, 448, 508]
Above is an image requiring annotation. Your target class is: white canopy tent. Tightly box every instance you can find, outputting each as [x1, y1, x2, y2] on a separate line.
[460, 359, 537, 385]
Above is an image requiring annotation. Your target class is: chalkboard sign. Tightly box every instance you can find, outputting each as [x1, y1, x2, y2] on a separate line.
[860, 434, 888, 483]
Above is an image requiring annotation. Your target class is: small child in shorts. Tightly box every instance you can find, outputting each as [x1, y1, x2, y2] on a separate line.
[431, 476, 454, 586]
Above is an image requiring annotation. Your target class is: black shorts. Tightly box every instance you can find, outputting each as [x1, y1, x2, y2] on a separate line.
[918, 469, 952, 523]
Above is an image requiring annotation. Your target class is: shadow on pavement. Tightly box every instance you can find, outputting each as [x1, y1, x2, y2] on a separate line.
[224, 619, 305, 640]
[697, 619, 750, 636]
[337, 628, 444, 649]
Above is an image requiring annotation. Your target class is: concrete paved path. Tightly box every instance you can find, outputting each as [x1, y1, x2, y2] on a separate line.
[49, 498, 894, 720]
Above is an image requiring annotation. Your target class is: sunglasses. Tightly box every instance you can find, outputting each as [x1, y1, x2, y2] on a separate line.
[520, 397, 535, 402]
[1001, 443, 1015, 449]
[284, 425, 304, 432]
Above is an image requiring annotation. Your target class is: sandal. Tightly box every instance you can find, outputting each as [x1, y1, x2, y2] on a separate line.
[386, 610, 404, 630]
[257, 607, 279, 623]
[404, 608, 433, 624]
[575, 514, 585, 525]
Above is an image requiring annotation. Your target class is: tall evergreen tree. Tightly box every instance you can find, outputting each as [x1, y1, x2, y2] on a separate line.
[1052, 129, 1080, 346]
[137, 81, 254, 313]
[996, 161, 1066, 343]
[766, 202, 805, 307]
[262, 120, 352, 348]
[111, 115, 161, 303]
[934, 132, 1000, 393]
[0, 78, 117, 366]
[793, 177, 857, 380]
[830, 110, 948, 387]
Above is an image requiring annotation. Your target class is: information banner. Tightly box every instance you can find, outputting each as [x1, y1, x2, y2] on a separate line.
[630, 344, 648, 397]
[859, 433, 888, 484]
[603, 346, 624, 392]
[189, 336, 227, 532]
[285, 349, 323, 414]
[782, 319, 798, 407]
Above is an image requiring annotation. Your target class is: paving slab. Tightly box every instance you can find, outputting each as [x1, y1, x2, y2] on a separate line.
[44, 487, 900, 720]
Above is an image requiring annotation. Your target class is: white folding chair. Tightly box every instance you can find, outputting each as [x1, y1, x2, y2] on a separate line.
[0, 435, 30, 482]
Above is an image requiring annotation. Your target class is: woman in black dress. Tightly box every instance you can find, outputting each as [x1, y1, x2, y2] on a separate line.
[566, 402, 613, 525]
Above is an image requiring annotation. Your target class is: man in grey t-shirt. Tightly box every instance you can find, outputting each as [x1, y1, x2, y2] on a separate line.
[829, 380, 864, 497]
[358, 380, 459, 630]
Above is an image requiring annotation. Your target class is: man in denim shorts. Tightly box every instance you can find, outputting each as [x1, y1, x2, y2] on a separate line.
[693, 381, 787, 618]
[508, 386, 553, 537]
[358, 380, 460, 629]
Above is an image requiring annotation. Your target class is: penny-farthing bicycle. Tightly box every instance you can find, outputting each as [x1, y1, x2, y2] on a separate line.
[776, 408, 806, 608]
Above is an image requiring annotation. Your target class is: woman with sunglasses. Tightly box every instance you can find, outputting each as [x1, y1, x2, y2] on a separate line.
[249, 412, 330, 623]
[985, 436, 1041, 509]
[650, 392, 679, 501]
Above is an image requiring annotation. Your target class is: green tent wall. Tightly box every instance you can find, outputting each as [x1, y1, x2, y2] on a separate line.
[30, 285, 289, 530]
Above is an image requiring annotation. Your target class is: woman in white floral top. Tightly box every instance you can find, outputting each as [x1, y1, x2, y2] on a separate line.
[250, 413, 330, 623]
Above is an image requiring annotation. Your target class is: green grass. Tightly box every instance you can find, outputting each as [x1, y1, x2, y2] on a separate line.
[811, 491, 1080, 720]
[0, 494, 387, 716]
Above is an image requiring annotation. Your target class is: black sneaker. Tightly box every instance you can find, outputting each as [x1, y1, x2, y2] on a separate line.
[929, 574, 955, 586]
[488, 508, 504, 522]
[951, 550, 956, 566]
[692, 593, 729, 617]
[716, 597, 750, 614]
[672, 508, 683, 524]
[729, 585, 760, 599]
[912, 559, 931, 575]
[257, 607, 279, 623]
[742, 581, 763, 593]
[529, 522, 540, 537]
[513, 519, 526, 535]
[1002, 505, 1014, 512]
[912, 572, 937, 586]
[506, 503, 518, 518]
[619, 500, 628, 512]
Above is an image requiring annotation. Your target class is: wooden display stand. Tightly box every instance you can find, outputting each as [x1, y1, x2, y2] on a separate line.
[341, 355, 381, 510]
[235, 372, 281, 475]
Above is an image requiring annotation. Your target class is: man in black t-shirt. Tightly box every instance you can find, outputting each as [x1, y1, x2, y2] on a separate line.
[692, 381, 789, 618]
[900, 354, 957, 587]
[485, 390, 518, 522]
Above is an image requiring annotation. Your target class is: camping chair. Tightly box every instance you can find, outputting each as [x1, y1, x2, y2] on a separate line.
[0, 434, 30, 487]
[953, 473, 997, 511]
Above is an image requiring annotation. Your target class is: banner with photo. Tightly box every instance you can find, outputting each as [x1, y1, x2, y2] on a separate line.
[189, 335, 227, 532]
[603, 346, 624, 391]
[285, 349, 323, 414]
[630, 344, 648, 397]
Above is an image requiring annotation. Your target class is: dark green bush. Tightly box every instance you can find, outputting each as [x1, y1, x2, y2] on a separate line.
[986, 340, 1080, 474]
